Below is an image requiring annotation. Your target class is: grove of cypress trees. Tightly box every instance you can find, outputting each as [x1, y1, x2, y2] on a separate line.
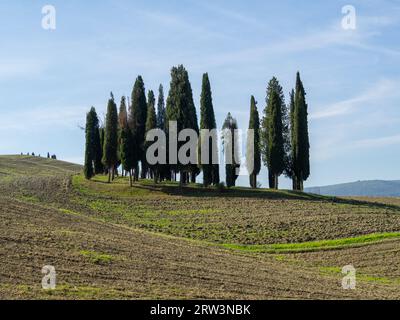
[102, 93, 119, 183]
[145, 90, 157, 180]
[83, 107, 99, 179]
[261, 78, 286, 189]
[199, 73, 219, 187]
[222, 112, 240, 188]
[131, 76, 148, 180]
[292, 72, 310, 191]
[246, 96, 261, 188]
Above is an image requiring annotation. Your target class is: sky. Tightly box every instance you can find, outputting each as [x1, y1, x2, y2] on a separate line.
[0, 0, 399, 188]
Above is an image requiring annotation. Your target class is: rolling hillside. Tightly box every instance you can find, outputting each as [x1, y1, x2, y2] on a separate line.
[306, 180, 400, 197]
[1, 155, 400, 299]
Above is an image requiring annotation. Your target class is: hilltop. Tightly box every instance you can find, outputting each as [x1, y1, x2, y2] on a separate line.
[1, 155, 400, 299]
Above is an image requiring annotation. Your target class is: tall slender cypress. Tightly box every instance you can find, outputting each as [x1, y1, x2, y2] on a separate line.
[292, 72, 310, 191]
[246, 96, 261, 188]
[156, 84, 166, 130]
[118, 97, 128, 175]
[261, 78, 286, 189]
[120, 97, 135, 187]
[145, 90, 157, 180]
[84, 107, 99, 179]
[222, 113, 240, 188]
[102, 93, 119, 183]
[166, 65, 199, 186]
[131, 76, 148, 180]
[199, 73, 219, 186]
[156, 84, 170, 181]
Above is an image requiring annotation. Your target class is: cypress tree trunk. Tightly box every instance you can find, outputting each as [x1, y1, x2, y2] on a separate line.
[292, 176, 297, 190]
[250, 173, 257, 189]
[274, 174, 279, 189]
[268, 171, 274, 189]
[108, 169, 111, 183]
[129, 170, 133, 187]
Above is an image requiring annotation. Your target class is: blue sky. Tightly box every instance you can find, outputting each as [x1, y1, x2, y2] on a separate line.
[0, 0, 399, 188]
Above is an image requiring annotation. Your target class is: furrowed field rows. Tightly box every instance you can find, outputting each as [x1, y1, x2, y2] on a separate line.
[2, 156, 400, 299]
[2, 195, 387, 299]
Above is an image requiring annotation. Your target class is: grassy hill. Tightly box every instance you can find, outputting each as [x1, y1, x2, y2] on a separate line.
[306, 180, 400, 197]
[1, 155, 400, 299]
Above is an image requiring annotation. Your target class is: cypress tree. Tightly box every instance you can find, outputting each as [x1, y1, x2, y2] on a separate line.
[292, 72, 310, 191]
[102, 93, 119, 183]
[119, 97, 135, 187]
[130, 76, 148, 180]
[199, 73, 219, 187]
[145, 90, 157, 180]
[156, 84, 166, 130]
[166, 65, 199, 186]
[222, 113, 240, 187]
[93, 118, 103, 174]
[83, 107, 99, 179]
[246, 96, 261, 188]
[118, 97, 128, 175]
[287, 89, 296, 189]
[155, 84, 170, 182]
[261, 78, 286, 189]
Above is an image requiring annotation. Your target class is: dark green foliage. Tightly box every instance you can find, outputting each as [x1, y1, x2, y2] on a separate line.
[102, 93, 119, 183]
[261, 78, 286, 189]
[246, 96, 261, 188]
[291, 72, 310, 191]
[199, 73, 219, 186]
[84, 107, 101, 179]
[222, 113, 239, 188]
[155, 84, 170, 182]
[93, 122, 103, 174]
[118, 97, 128, 174]
[119, 96, 135, 187]
[130, 76, 148, 179]
[156, 84, 166, 130]
[145, 90, 157, 180]
[166, 65, 199, 185]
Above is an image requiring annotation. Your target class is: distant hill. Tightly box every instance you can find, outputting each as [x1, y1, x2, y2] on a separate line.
[306, 180, 400, 197]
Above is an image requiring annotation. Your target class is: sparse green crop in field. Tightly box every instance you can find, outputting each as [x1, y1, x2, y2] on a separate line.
[79, 250, 114, 264]
[222, 232, 400, 253]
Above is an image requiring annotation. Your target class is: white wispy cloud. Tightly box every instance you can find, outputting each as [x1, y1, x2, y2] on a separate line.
[353, 134, 400, 148]
[0, 105, 91, 132]
[0, 59, 46, 80]
[191, 12, 400, 69]
[310, 79, 400, 119]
